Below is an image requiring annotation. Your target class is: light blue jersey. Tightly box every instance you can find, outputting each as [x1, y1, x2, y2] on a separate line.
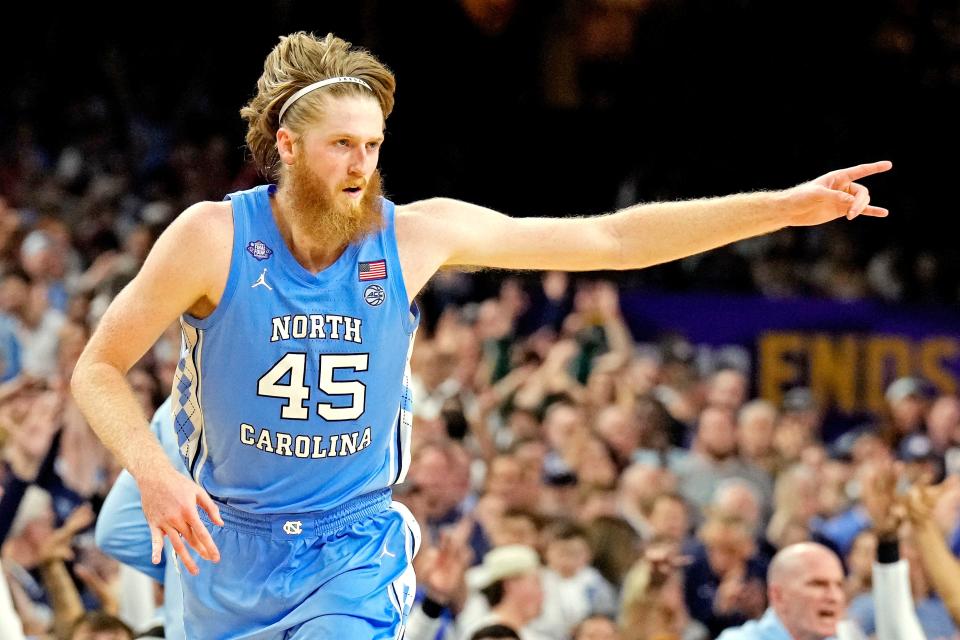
[169, 186, 422, 639]
[174, 184, 418, 514]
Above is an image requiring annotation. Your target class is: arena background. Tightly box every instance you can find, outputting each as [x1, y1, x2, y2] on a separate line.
[1, 0, 958, 430]
[5, 2, 960, 639]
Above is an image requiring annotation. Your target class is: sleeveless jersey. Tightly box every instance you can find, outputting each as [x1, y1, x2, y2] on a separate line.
[172, 184, 419, 513]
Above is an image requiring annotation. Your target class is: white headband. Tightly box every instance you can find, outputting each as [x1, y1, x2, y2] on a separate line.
[278, 76, 373, 123]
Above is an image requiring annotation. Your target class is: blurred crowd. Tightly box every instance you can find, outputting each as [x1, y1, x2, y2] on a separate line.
[1, 1, 960, 639]
[4, 257, 960, 638]
[3, 0, 959, 305]
[394, 276, 960, 640]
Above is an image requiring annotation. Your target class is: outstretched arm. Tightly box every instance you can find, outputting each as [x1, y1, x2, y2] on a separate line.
[396, 161, 891, 301]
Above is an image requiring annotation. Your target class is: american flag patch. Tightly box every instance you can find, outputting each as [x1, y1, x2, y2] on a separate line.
[358, 259, 387, 281]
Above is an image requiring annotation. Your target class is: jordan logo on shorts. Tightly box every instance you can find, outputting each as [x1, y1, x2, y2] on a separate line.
[379, 542, 396, 558]
[283, 520, 303, 535]
[252, 268, 273, 290]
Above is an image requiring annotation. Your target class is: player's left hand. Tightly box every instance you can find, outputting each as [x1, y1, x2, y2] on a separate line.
[783, 160, 892, 226]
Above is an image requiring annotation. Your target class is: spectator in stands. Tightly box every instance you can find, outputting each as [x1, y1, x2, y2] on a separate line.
[778, 387, 823, 442]
[737, 400, 779, 475]
[705, 368, 749, 413]
[927, 395, 960, 457]
[617, 463, 675, 539]
[843, 530, 876, 601]
[906, 475, 960, 628]
[677, 406, 772, 518]
[69, 611, 134, 640]
[470, 625, 521, 640]
[710, 479, 765, 538]
[684, 515, 767, 636]
[572, 614, 621, 640]
[586, 515, 642, 591]
[716, 542, 844, 640]
[645, 492, 691, 545]
[620, 537, 706, 640]
[461, 545, 548, 640]
[534, 520, 617, 637]
[594, 406, 641, 472]
[883, 377, 931, 451]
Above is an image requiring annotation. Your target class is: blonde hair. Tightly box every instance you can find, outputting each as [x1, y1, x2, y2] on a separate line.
[240, 32, 396, 181]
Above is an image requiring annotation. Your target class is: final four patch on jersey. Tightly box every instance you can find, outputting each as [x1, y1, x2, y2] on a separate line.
[364, 284, 386, 306]
[246, 240, 273, 261]
[358, 259, 387, 281]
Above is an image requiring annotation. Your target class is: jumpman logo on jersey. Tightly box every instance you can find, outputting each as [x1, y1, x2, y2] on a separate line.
[379, 542, 396, 559]
[252, 268, 273, 290]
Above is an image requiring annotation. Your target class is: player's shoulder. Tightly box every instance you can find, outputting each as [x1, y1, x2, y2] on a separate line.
[155, 200, 233, 251]
[173, 200, 233, 234]
[146, 200, 233, 273]
[395, 197, 455, 218]
[394, 197, 459, 237]
[138, 200, 234, 307]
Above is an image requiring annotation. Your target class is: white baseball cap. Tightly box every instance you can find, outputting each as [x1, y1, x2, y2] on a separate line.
[466, 544, 541, 590]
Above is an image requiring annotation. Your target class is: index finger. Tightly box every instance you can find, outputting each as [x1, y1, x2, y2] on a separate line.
[833, 160, 893, 182]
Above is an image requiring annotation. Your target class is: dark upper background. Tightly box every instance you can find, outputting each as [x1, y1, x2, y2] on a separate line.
[1, 0, 957, 303]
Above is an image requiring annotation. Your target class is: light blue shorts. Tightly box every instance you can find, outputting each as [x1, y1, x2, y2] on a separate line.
[178, 489, 420, 639]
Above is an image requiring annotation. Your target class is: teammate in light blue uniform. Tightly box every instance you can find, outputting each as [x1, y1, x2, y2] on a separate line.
[72, 30, 891, 640]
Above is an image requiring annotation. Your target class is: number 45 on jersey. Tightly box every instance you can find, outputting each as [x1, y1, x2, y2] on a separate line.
[257, 353, 368, 421]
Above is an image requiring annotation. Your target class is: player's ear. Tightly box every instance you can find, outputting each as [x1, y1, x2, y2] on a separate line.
[276, 127, 297, 165]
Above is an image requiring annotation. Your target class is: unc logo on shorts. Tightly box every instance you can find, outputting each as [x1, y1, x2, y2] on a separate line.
[283, 520, 303, 535]
[364, 284, 386, 307]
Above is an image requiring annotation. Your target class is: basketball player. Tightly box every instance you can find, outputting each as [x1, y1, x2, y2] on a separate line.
[70, 32, 891, 639]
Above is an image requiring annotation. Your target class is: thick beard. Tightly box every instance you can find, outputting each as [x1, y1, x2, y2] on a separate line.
[282, 161, 385, 247]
